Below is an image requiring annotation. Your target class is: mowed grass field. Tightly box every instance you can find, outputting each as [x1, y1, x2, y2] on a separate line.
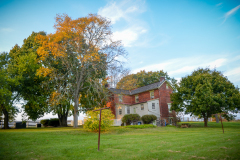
[0, 122, 240, 160]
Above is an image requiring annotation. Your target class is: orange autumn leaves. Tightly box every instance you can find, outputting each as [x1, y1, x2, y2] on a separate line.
[35, 14, 108, 77]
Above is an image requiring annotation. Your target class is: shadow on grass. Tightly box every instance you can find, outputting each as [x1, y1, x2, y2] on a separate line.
[179, 121, 240, 128]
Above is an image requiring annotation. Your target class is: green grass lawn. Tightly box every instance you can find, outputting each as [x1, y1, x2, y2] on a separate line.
[0, 122, 240, 160]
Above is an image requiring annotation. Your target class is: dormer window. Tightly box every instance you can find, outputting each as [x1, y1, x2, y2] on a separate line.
[135, 95, 139, 103]
[118, 95, 122, 102]
[150, 91, 154, 99]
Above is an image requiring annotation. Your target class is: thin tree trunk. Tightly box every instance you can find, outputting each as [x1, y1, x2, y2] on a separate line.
[58, 113, 62, 126]
[3, 107, 9, 129]
[204, 116, 208, 127]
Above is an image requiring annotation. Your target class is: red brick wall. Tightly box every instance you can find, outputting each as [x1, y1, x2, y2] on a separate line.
[114, 94, 119, 103]
[159, 82, 173, 119]
[108, 93, 116, 118]
[114, 89, 161, 105]
[138, 91, 150, 103]
[123, 95, 132, 104]
[154, 89, 159, 99]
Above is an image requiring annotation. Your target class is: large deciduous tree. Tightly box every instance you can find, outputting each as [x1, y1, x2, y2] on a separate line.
[116, 70, 176, 90]
[0, 52, 19, 129]
[36, 14, 127, 127]
[170, 68, 240, 127]
[8, 32, 50, 121]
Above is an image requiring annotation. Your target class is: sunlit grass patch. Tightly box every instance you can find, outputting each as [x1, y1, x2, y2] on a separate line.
[0, 122, 240, 159]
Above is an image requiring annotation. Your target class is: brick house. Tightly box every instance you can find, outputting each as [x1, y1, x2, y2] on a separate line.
[108, 77, 175, 125]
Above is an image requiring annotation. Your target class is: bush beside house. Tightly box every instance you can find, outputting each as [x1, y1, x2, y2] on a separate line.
[121, 114, 141, 125]
[141, 115, 157, 124]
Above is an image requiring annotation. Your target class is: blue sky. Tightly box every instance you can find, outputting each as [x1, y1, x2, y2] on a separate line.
[1, 0, 240, 119]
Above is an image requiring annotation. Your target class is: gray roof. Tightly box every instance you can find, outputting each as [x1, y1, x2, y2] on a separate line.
[109, 80, 165, 95]
[109, 88, 130, 95]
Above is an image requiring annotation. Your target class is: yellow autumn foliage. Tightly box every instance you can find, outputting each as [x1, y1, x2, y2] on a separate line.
[84, 107, 115, 132]
[36, 66, 53, 77]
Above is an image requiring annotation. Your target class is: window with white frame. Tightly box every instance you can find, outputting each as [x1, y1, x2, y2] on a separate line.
[119, 107, 122, 115]
[118, 95, 122, 102]
[166, 84, 169, 89]
[141, 104, 144, 110]
[150, 91, 154, 99]
[152, 103, 155, 109]
[168, 103, 172, 113]
[127, 106, 130, 114]
[135, 95, 139, 103]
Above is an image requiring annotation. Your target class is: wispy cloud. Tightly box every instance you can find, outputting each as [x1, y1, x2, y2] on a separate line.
[112, 27, 147, 47]
[132, 56, 227, 77]
[222, 4, 240, 24]
[216, 3, 223, 7]
[98, 0, 145, 24]
[0, 28, 14, 32]
[98, 0, 148, 47]
[225, 67, 240, 83]
[132, 54, 240, 85]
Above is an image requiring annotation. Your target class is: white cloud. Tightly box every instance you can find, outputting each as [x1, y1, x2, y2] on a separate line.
[222, 4, 240, 24]
[225, 67, 240, 83]
[0, 28, 14, 32]
[98, 0, 148, 47]
[132, 56, 227, 77]
[132, 54, 240, 86]
[98, 0, 144, 24]
[225, 66, 240, 76]
[112, 27, 147, 47]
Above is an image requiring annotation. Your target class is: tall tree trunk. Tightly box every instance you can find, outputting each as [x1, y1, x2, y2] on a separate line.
[57, 104, 69, 127]
[73, 95, 79, 128]
[58, 112, 68, 127]
[3, 107, 9, 129]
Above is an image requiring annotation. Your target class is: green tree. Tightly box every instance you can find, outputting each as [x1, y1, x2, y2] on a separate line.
[116, 70, 176, 90]
[7, 32, 50, 121]
[0, 52, 19, 129]
[170, 68, 240, 127]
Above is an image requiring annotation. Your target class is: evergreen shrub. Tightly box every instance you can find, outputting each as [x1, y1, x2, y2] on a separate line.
[40, 119, 49, 127]
[48, 118, 60, 127]
[141, 115, 157, 124]
[121, 114, 141, 125]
